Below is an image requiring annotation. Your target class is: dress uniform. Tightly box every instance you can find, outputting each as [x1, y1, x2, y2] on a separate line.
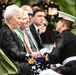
[40, 11, 76, 75]
[32, 1, 60, 50]
[0, 1, 12, 29]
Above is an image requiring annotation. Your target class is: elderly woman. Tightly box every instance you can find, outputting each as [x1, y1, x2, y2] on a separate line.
[40, 11, 76, 75]
[0, 5, 31, 75]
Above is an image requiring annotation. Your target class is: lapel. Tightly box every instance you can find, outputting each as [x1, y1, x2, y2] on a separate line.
[30, 23, 44, 49]
[30, 23, 39, 40]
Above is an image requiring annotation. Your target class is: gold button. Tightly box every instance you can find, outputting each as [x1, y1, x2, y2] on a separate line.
[45, 10, 47, 15]
[2, 5, 5, 7]
[51, 1, 54, 4]
[45, 5, 48, 8]
[2, 10, 4, 12]
[2, 19, 4, 21]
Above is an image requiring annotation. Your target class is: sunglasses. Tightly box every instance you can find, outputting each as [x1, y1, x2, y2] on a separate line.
[28, 13, 34, 17]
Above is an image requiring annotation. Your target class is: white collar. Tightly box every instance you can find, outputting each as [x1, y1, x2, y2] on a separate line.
[33, 23, 39, 31]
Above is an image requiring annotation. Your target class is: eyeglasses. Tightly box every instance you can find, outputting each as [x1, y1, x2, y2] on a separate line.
[28, 13, 34, 17]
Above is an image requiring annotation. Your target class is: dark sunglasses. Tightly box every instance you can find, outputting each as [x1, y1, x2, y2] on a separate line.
[28, 13, 34, 17]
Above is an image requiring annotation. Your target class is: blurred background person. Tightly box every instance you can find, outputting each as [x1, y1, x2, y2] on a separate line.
[0, 0, 13, 29]
[0, 5, 31, 75]
[30, 8, 46, 50]
[32, 0, 60, 50]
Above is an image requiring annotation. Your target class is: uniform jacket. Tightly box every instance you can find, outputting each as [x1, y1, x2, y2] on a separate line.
[0, 25, 31, 75]
[30, 23, 44, 50]
[48, 30, 76, 64]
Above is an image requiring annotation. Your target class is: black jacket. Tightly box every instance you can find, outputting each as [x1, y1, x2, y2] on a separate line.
[0, 25, 31, 75]
[30, 23, 44, 50]
[48, 30, 76, 64]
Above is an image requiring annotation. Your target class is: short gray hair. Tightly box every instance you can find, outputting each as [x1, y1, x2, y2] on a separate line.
[4, 4, 23, 24]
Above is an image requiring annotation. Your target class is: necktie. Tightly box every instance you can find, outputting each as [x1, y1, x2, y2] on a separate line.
[22, 30, 32, 53]
[37, 29, 43, 46]
[22, 30, 35, 65]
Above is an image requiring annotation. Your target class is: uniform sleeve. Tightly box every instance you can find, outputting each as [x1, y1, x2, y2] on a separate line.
[2, 31, 26, 60]
[48, 35, 66, 63]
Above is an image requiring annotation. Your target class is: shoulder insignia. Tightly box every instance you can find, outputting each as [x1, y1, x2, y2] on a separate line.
[2, 5, 5, 8]
[45, 5, 48, 8]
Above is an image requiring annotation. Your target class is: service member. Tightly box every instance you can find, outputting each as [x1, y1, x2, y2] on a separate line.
[40, 11, 76, 75]
[0, 0, 12, 29]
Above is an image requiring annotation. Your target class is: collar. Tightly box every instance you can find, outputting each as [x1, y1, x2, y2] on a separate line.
[61, 29, 70, 33]
[33, 23, 39, 31]
[25, 28, 30, 31]
[16, 28, 23, 33]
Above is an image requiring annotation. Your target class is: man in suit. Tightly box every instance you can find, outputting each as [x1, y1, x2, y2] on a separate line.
[15, 9, 42, 59]
[20, 5, 39, 52]
[30, 8, 45, 50]
[32, 0, 60, 50]
[0, 0, 12, 29]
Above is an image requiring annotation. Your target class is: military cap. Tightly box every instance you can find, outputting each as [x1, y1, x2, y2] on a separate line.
[57, 11, 76, 22]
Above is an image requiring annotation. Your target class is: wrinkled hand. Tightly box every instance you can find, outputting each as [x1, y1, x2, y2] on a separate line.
[44, 53, 49, 61]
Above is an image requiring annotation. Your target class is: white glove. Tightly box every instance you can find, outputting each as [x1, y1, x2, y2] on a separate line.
[40, 48, 51, 55]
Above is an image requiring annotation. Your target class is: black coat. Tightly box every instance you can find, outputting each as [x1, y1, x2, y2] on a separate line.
[0, 25, 31, 75]
[48, 30, 76, 75]
[48, 30, 76, 63]
[30, 23, 44, 50]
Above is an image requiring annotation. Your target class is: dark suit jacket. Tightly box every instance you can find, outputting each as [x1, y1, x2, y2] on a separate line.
[30, 23, 44, 50]
[0, 25, 31, 75]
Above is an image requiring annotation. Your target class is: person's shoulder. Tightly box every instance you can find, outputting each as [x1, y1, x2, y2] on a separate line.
[0, 25, 11, 36]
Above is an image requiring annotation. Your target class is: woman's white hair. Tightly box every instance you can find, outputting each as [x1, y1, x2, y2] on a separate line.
[4, 4, 23, 24]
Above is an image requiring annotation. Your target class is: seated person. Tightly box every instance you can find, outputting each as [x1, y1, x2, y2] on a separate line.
[0, 5, 31, 75]
[40, 11, 76, 75]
